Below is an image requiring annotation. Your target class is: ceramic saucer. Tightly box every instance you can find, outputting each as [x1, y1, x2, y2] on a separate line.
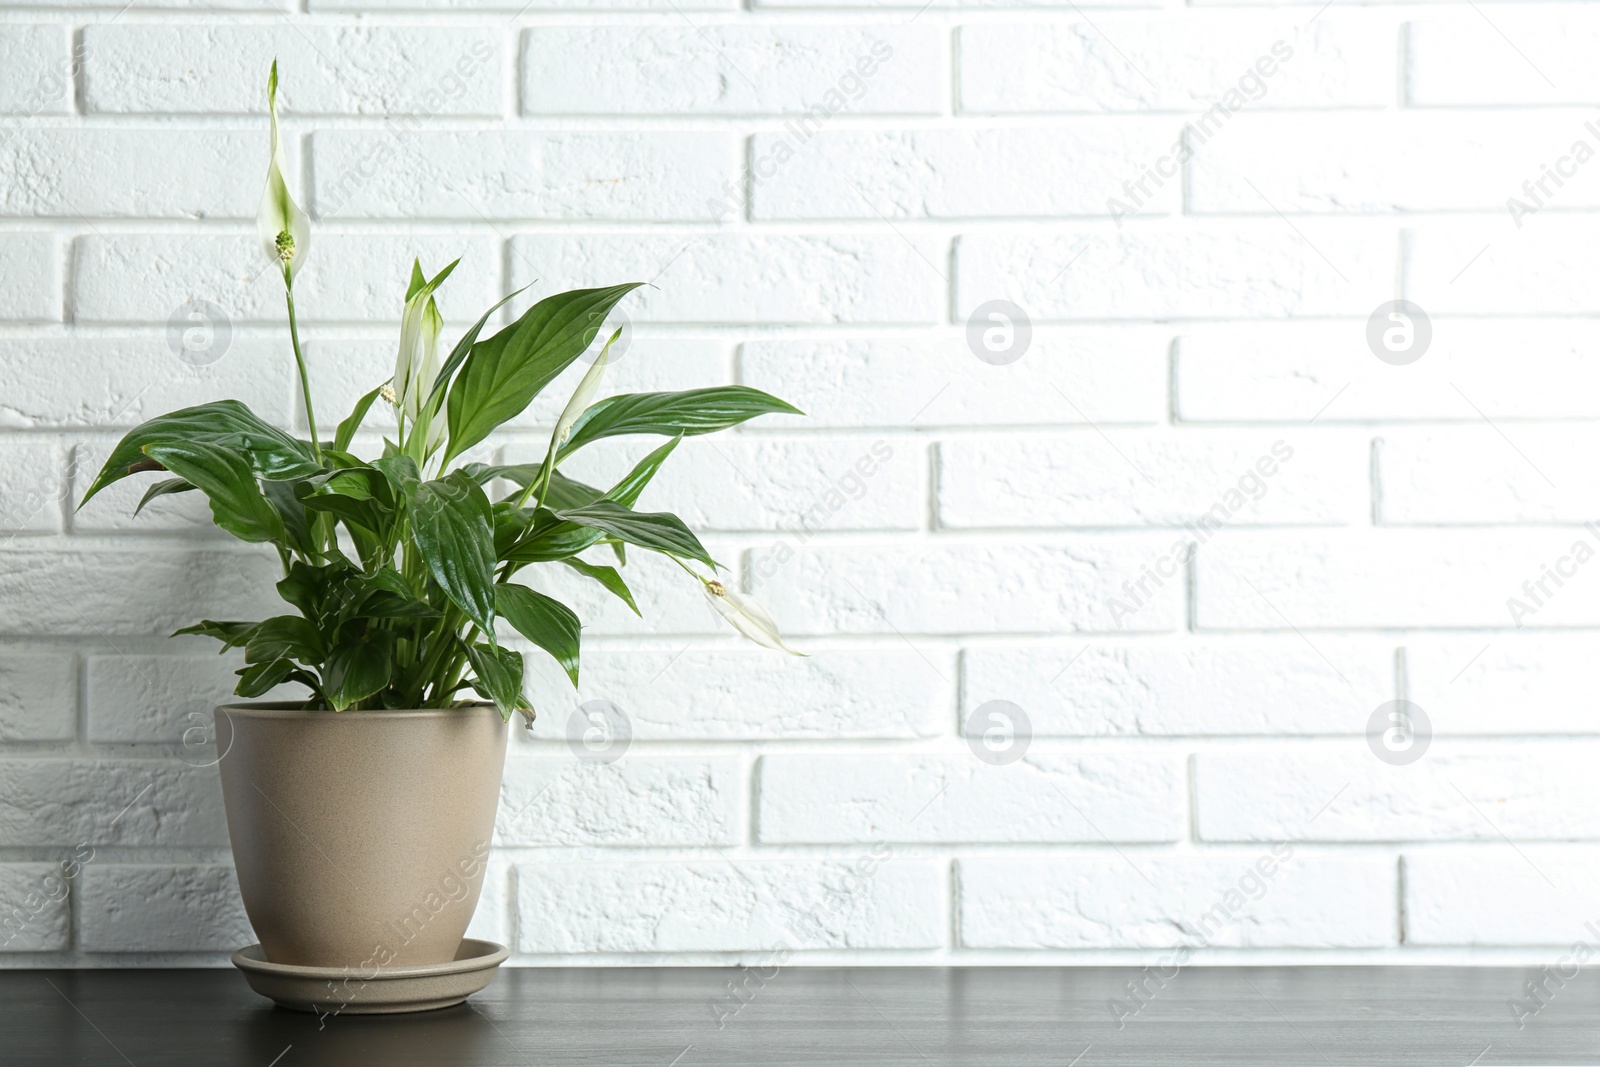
[231, 938, 510, 1014]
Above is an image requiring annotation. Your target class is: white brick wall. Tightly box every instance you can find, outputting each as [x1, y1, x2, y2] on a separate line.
[1, 0, 1596, 971]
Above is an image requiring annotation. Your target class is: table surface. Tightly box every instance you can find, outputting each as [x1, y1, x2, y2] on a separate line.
[1, 965, 1592, 1066]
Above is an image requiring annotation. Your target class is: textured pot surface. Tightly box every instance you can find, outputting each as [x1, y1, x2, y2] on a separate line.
[215, 703, 507, 969]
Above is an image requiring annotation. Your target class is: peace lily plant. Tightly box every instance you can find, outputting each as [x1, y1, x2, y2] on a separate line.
[81, 62, 803, 721]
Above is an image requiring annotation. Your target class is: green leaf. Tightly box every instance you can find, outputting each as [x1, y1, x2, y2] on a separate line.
[465, 642, 525, 719]
[422, 286, 529, 419]
[323, 631, 395, 711]
[244, 615, 323, 665]
[373, 454, 421, 497]
[603, 436, 681, 508]
[260, 479, 316, 557]
[557, 388, 799, 461]
[236, 657, 293, 698]
[134, 478, 195, 515]
[553, 499, 715, 568]
[499, 507, 607, 565]
[562, 557, 640, 616]
[140, 440, 284, 544]
[444, 283, 643, 463]
[334, 383, 387, 452]
[495, 583, 581, 687]
[174, 619, 258, 650]
[408, 470, 498, 637]
[80, 400, 319, 506]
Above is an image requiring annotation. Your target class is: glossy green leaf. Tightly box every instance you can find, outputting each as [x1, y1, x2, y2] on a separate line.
[174, 619, 257, 649]
[323, 631, 395, 710]
[553, 500, 715, 568]
[244, 615, 324, 665]
[134, 478, 195, 515]
[465, 642, 525, 719]
[444, 283, 642, 463]
[80, 400, 319, 506]
[334, 383, 387, 452]
[557, 388, 799, 461]
[408, 470, 498, 637]
[495, 583, 581, 687]
[140, 440, 284, 544]
[561, 557, 640, 616]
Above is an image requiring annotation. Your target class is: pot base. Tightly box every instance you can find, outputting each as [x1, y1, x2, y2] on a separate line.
[231, 938, 509, 1015]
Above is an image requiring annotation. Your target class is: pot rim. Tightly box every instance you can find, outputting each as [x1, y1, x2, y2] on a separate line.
[216, 701, 503, 721]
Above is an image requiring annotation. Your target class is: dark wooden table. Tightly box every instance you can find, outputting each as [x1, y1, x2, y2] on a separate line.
[2, 965, 1593, 1065]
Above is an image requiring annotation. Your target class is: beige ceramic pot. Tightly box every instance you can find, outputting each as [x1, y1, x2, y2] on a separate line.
[215, 703, 507, 969]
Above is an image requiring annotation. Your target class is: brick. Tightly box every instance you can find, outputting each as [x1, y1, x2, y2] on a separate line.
[1408, 14, 1600, 106]
[516, 858, 942, 953]
[0, 653, 75, 743]
[316, 0, 732, 9]
[0, 131, 256, 218]
[1196, 746, 1600, 841]
[1404, 849, 1600, 945]
[0, 864, 73, 952]
[1196, 530, 1600, 630]
[519, 649, 945, 741]
[1192, 113, 1600, 214]
[0, 338, 293, 431]
[0, 442, 63, 533]
[1409, 226, 1600, 316]
[497, 757, 740, 846]
[0, 27, 73, 116]
[78, 866, 251, 952]
[959, 851, 1396, 949]
[1377, 427, 1600, 524]
[521, 26, 940, 115]
[758, 753, 1186, 843]
[962, 639, 1392, 736]
[87, 653, 268, 744]
[313, 131, 734, 221]
[83, 25, 500, 115]
[1406, 637, 1600, 736]
[957, 226, 1393, 321]
[1175, 323, 1600, 422]
[937, 432, 1366, 528]
[0, 547, 281, 637]
[750, 125, 1182, 219]
[517, 435, 921, 533]
[509, 235, 943, 324]
[74, 234, 498, 325]
[739, 333, 1167, 429]
[959, 17, 1391, 113]
[749, 540, 1186, 635]
[0, 760, 228, 846]
[0, 234, 58, 321]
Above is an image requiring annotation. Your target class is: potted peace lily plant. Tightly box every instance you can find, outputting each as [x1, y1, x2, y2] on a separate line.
[80, 64, 801, 1013]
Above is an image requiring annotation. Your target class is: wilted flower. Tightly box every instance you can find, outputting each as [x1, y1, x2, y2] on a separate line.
[256, 61, 311, 286]
[552, 327, 619, 449]
[704, 579, 804, 656]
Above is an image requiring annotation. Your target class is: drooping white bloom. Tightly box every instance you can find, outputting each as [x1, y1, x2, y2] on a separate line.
[704, 580, 804, 656]
[256, 61, 311, 286]
[552, 327, 620, 450]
